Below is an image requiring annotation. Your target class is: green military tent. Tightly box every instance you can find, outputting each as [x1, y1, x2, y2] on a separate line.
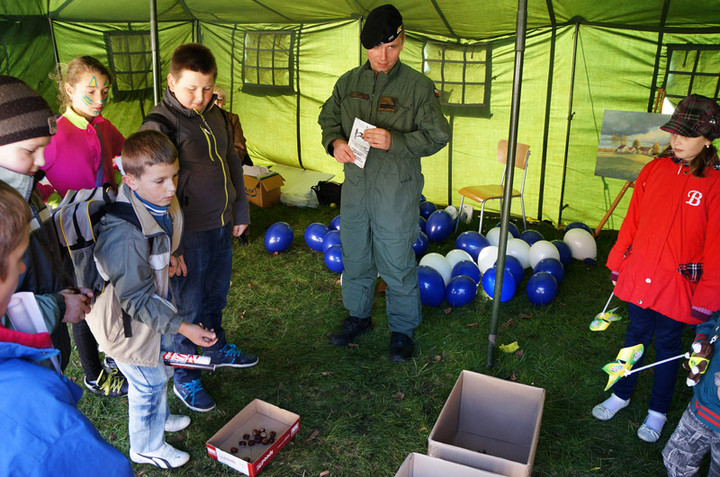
[1, 0, 719, 228]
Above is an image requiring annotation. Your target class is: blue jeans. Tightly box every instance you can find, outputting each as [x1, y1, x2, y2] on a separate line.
[172, 224, 232, 384]
[116, 355, 172, 454]
[612, 303, 686, 413]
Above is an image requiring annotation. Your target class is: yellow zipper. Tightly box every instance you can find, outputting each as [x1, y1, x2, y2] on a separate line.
[194, 108, 230, 227]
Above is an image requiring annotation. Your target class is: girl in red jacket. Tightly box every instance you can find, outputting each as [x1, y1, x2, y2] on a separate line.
[592, 94, 720, 443]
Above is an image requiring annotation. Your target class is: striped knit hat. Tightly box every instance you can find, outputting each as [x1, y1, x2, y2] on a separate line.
[0, 75, 56, 146]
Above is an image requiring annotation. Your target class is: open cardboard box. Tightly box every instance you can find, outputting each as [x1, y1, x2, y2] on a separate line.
[395, 453, 506, 477]
[427, 370, 545, 477]
[207, 399, 300, 476]
[243, 171, 284, 208]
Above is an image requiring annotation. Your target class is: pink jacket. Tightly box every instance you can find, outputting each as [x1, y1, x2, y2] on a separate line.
[42, 109, 124, 197]
[607, 155, 720, 324]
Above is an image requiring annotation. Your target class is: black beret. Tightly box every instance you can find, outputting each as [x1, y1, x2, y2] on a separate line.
[361, 4, 403, 49]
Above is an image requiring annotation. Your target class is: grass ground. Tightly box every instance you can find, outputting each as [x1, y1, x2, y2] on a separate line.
[68, 202, 704, 476]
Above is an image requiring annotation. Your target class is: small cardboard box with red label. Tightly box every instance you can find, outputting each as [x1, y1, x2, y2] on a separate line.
[206, 399, 300, 476]
[243, 168, 284, 208]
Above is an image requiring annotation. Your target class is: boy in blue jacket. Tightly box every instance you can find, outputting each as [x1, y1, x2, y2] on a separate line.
[663, 311, 720, 475]
[0, 181, 133, 476]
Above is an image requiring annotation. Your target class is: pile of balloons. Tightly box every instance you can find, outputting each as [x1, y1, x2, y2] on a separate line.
[418, 249, 481, 307]
[301, 215, 345, 273]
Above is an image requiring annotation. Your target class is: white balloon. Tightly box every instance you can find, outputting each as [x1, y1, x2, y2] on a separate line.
[419, 252, 452, 286]
[528, 240, 561, 269]
[486, 227, 505, 246]
[444, 205, 458, 220]
[506, 238, 531, 269]
[477, 245, 499, 274]
[446, 249, 474, 270]
[563, 228, 597, 260]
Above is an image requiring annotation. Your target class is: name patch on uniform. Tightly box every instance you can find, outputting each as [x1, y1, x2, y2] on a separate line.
[378, 96, 398, 113]
[350, 92, 369, 100]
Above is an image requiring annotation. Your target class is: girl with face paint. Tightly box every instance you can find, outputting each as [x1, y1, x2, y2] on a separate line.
[40, 56, 129, 399]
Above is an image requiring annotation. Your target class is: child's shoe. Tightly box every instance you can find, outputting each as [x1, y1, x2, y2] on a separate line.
[84, 369, 128, 397]
[129, 443, 190, 468]
[205, 343, 258, 368]
[637, 410, 667, 443]
[164, 414, 191, 432]
[173, 378, 215, 412]
[591, 393, 629, 421]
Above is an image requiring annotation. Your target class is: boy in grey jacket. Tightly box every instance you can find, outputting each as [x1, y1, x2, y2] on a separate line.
[86, 130, 217, 469]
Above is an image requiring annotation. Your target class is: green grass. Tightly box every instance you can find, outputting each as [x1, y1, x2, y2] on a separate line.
[67, 203, 704, 476]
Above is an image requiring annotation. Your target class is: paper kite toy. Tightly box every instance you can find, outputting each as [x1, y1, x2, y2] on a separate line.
[601, 344, 644, 391]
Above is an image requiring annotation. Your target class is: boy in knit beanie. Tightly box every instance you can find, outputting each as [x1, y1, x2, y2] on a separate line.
[0, 75, 92, 370]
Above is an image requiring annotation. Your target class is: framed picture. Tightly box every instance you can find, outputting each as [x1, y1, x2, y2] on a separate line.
[595, 110, 671, 182]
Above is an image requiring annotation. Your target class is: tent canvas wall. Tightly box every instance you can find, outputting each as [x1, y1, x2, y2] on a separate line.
[1, 0, 719, 229]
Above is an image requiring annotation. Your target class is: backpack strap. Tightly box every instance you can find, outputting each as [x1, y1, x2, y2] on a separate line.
[143, 112, 177, 145]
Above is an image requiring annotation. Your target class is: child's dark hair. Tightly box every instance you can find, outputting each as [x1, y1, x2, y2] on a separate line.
[0, 182, 31, 280]
[661, 143, 719, 177]
[121, 130, 178, 177]
[169, 43, 218, 79]
[56, 56, 113, 113]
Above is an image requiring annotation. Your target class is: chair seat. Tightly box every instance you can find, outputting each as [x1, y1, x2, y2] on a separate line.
[459, 185, 521, 202]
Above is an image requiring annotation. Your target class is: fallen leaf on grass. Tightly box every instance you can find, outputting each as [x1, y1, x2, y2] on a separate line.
[306, 429, 320, 441]
[514, 349, 525, 358]
[519, 312, 532, 319]
[321, 371, 332, 376]
[320, 471, 330, 477]
[466, 322, 479, 328]
[348, 343, 359, 348]
[376, 281, 387, 293]
[443, 307, 452, 314]
[69, 376, 77, 382]
[510, 373, 517, 381]
[335, 279, 341, 285]
[433, 355, 442, 362]
[392, 391, 405, 399]
[419, 426, 428, 432]
[502, 318, 515, 328]
[109, 432, 116, 441]
[499, 341, 519, 353]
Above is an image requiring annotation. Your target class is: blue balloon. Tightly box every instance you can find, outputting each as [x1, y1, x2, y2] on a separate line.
[551, 240, 572, 267]
[324, 245, 344, 273]
[413, 231, 429, 257]
[534, 258, 564, 284]
[419, 201, 437, 219]
[526, 272, 558, 305]
[420, 193, 426, 202]
[519, 229, 544, 246]
[565, 222, 592, 234]
[329, 215, 341, 231]
[304, 223, 329, 252]
[322, 230, 342, 253]
[481, 267, 517, 302]
[418, 265, 445, 307]
[446, 275, 478, 307]
[455, 231, 490, 262]
[495, 221, 520, 238]
[496, 255, 524, 284]
[426, 210, 454, 242]
[265, 222, 293, 253]
[419, 216, 427, 234]
[452, 260, 481, 284]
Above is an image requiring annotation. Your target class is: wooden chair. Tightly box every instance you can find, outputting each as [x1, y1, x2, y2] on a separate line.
[455, 140, 531, 233]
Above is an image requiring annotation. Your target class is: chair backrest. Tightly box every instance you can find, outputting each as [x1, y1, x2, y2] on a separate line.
[496, 139, 531, 170]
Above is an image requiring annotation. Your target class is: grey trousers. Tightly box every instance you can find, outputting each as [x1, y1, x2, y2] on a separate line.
[663, 403, 720, 477]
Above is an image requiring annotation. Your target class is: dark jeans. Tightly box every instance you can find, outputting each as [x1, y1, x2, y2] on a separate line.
[172, 224, 232, 384]
[73, 319, 102, 380]
[612, 303, 686, 413]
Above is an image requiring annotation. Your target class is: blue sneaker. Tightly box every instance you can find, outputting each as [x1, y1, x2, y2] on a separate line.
[173, 379, 215, 412]
[205, 344, 259, 368]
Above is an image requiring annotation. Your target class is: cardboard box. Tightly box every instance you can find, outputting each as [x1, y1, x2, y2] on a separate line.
[244, 172, 284, 208]
[427, 370, 545, 477]
[395, 453, 506, 477]
[207, 399, 300, 476]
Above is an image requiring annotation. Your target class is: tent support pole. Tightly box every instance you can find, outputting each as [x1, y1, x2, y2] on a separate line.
[537, 0, 557, 222]
[648, 0, 670, 113]
[556, 22, 579, 226]
[47, 17, 61, 80]
[487, 0, 527, 369]
[149, 0, 160, 105]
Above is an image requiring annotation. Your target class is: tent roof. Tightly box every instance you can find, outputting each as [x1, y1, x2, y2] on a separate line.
[4, 1, 719, 38]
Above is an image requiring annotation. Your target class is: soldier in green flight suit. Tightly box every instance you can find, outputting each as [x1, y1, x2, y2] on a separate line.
[318, 4, 450, 362]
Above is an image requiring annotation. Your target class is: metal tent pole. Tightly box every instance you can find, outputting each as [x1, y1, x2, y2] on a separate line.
[556, 22, 579, 225]
[487, 0, 527, 368]
[149, 0, 161, 105]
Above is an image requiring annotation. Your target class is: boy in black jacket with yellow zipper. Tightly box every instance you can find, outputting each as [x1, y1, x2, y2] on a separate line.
[141, 43, 258, 413]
